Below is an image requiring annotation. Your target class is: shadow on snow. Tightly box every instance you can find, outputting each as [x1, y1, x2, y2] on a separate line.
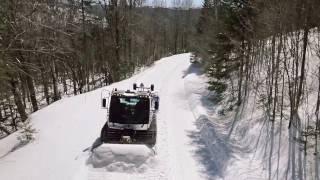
[182, 62, 204, 78]
[187, 115, 235, 179]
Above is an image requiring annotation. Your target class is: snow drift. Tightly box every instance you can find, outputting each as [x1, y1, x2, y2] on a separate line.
[87, 144, 155, 173]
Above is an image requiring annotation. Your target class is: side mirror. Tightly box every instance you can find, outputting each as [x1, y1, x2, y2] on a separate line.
[102, 98, 107, 108]
[154, 96, 159, 110]
[101, 89, 110, 109]
[150, 84, 154, 91]
[133, 83, 137, 90]
[155, 101, 159, 110]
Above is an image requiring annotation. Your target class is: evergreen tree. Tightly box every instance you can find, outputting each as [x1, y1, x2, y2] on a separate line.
[197, 0, 256, 100]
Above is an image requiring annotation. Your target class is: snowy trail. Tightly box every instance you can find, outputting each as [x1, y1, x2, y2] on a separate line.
[0, 53, 210, 180]
[83, 54, 204, 180]
[159, 60, 203, 180]
[83, 55, 190, 180]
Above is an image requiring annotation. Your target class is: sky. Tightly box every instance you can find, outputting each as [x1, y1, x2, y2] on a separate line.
[90, 0, 204, 8]
[193, 0, 203, 7]
[146, 0, 204, 8]
[182, 0, 203, 8]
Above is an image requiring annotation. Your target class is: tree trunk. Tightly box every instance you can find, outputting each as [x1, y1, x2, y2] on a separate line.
[62, 72, 68, 94]
[51, 60, 60, 101]
[237, 41, 245, 105]
[9, 77, 28, 122]
[289, 19, 309, 129]
[17, 51, 38, 112]
[19, 75, 27, 107]
[40, 60, 50, 105]
[25, 72, 38, 112]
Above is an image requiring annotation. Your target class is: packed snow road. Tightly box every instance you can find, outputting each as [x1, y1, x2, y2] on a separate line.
[0, 54, 211, 180]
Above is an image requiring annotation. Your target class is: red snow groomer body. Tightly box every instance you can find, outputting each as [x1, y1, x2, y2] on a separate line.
[100, 83, 159, 147]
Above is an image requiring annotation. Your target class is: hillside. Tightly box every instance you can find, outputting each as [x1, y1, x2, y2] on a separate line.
[0, 54, 212, 180]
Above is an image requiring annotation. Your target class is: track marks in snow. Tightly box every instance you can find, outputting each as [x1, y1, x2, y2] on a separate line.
[83, 54, 189, 180]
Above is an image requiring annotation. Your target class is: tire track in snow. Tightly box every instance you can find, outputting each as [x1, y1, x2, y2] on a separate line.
[125, 55, 187, 180]
[156, 54, 204, 180]
[84, 54, 189, 180]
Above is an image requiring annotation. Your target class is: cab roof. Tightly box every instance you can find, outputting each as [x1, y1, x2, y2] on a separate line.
[111, 89, 154, 97]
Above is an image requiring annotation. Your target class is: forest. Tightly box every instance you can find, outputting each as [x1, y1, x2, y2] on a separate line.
[196, 0, 320, 179]
[1, 0, 320, 179]
[0, 0, 198, 136]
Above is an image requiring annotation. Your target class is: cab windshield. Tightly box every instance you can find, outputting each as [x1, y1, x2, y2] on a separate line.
[109, 96, 150, 124]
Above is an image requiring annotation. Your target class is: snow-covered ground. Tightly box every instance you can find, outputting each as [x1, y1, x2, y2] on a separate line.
[1, 53, 312, 180]
[0, 54, 213, 180]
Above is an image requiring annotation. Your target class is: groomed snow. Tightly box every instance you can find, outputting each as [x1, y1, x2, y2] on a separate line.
[1, 53, 301, 180]
[0, 54, 211, 180]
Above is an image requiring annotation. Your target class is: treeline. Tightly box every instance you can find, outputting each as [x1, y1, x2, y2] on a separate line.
[196, 0, 320, 179]
[0, 0, 198, 137]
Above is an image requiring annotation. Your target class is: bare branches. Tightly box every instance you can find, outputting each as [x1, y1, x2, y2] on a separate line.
[19, 15, 72, 37]
[0, 0, 197, 137]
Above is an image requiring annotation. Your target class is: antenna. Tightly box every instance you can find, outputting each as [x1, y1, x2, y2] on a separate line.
[133, 83, 154, 92]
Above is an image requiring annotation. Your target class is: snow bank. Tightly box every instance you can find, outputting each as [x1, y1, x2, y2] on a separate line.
[0, 133, 20, 158]
[87, 144, 155, 173]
